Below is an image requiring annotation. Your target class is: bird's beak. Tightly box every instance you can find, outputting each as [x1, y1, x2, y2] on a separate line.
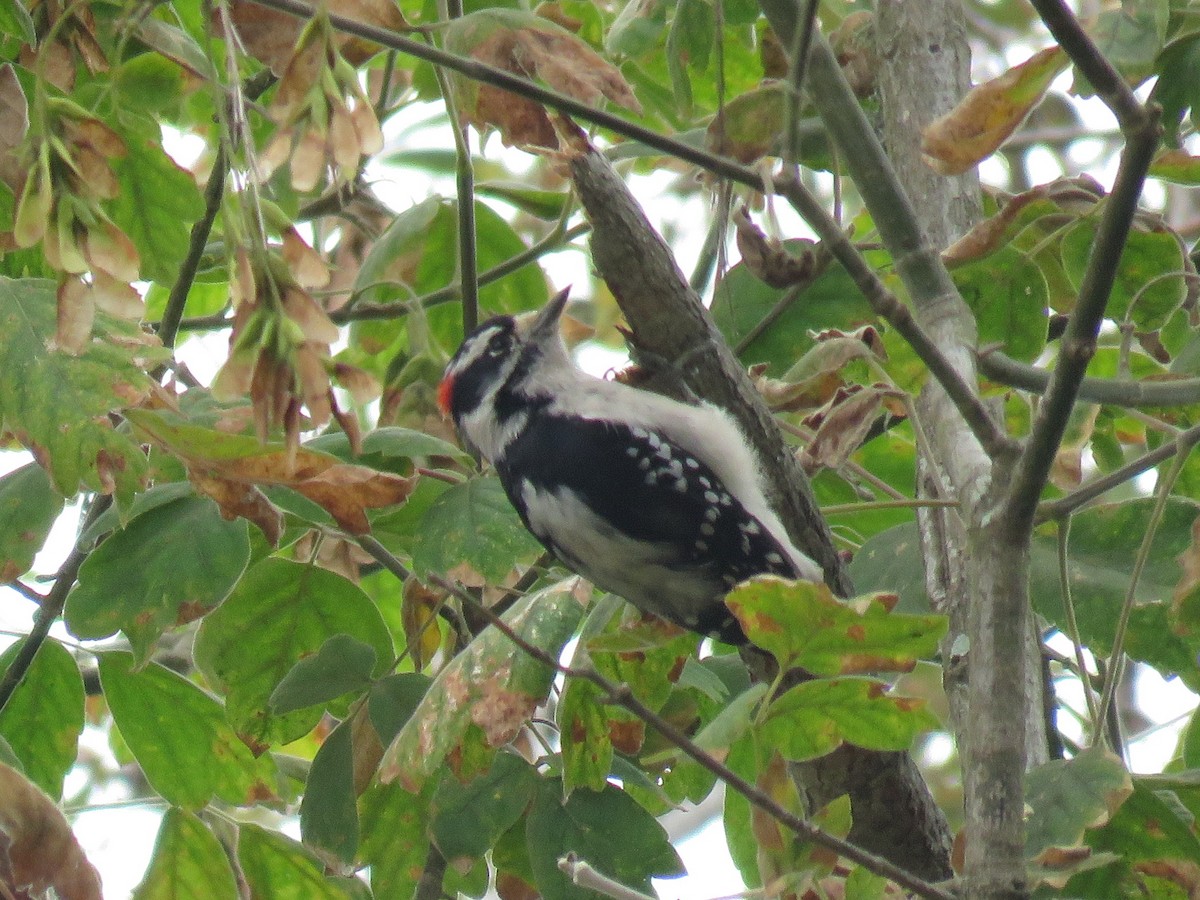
[528, 286, 571, 341]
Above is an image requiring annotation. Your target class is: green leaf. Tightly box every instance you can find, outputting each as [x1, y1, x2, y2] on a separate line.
[380, 579, 586, 791]
[476, 181, 572, 220]
[0, 462, 62, 580]
[1088, 780, 1200, 863]
[98, 652, 277, 809]
[410, 475, 543, 583]
[0, 0, 35, 42]
[711, 262, 876, 372]
[525, 779, 685, 900]
[194, 558, 395, 746]
[431, 752, 537, 864]
[952, 244, 1049, 362]
[132, 809, 239, 900]
[759, 677, 938, 761]
[238, 824, 358, 900]
[1075, 0, 1168, 93]
[270, 635, 378, 715]
[0, 277, 166, 501]
[109, 124, 205, 283]
[351, 197, 445, 307]
[847, 522, 931, 613]
[66, 495, 250, 664]
[1156, 33, 1200, 143]
[115, 52, 186, 116]
[358, 780, 432, 900]
[725, 577, 946, 675]
[368, 673, 432, 745]
[0, 638, 83, 799]
[300, 718, 358, 866]
[1061, 225, 1187, 329]
[557, 676, 614, 793]
[1031, 499, 1198, 656]
[1025, 747, 1132, 863]
[306, 426, 467, 467]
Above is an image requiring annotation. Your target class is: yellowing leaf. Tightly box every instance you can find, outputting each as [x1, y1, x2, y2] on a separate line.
[922, 46, 1069, 175]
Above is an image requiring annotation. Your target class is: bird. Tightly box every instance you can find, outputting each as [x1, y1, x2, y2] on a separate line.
[437, 287, 823, 644]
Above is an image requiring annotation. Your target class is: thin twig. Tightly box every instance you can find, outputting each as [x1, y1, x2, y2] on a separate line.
[1037, 421, 1200, 522]
[978, 348, 1200, 408]
[1091, 445, 1189, 749]
[177, 220, 592, 332]
[1055, 520, 1099, 728]
[558, 854, 657, 900]
[159, 144, 227, 350]
[0, 495, 111, 714]
[354, 535, 958, 900]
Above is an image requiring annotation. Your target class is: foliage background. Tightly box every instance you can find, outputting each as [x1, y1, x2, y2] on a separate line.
[3, 0, 1200, 898]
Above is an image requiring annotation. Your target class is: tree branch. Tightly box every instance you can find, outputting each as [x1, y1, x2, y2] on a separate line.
[0, 496, 111, 715]
[1002, 32, 1162, 535]
[1036, 421, 1200, 522]
[978, 347, 1200, 408]
[355, 536, 957, 900]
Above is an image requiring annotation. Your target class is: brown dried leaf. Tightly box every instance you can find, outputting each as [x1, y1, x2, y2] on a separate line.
[90, 271, 145, 319]
[81, 221, 140, 282]
[512, 27, 640, 114]
[282, 229, 331, 290]
[0, 763, 102, 900]
[190, 471, 284, 545]
[54, 276, 95, 355]
[0, 65, 28, 194]
[942, 188, 1047, 266]
[754, 370, 842, 413]
[282, 287, 338, 344]
[734, 206, 823, 289]
[350, 102, 384, 155]
[799, 385, 907, 474]
[291, 464, 417, 534]
[452, 11, 639, 148]
[922, 46, 1068, 176]
[471, 667, 536, 746]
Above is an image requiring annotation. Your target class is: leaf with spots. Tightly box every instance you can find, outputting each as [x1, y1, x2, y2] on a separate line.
[379, 578, 586, 792]
[65, 494, 250, 665]
[98, 652, 278, 809]
[194, 558, 395, 747]
[759, 677, 939, 762]
[410, 475, 543, 584]
[132, 809, 239, 900]
[0, 461, 62, 582]
[0, 638, 83, 799]
[0, 277, 167, 502]
[725, 577, 946, 675]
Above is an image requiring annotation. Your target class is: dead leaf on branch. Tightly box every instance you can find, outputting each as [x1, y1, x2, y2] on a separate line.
[733, 206, 827, 289]
[799, 384, 908, 475]
[446, 9, 640, 148]
[0, 763, 102, 900]
[922, 45, 1068, 176]
[127, 410, 414, 536]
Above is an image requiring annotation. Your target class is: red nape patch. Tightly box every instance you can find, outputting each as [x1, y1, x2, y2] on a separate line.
[436, 375, 455, 415]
